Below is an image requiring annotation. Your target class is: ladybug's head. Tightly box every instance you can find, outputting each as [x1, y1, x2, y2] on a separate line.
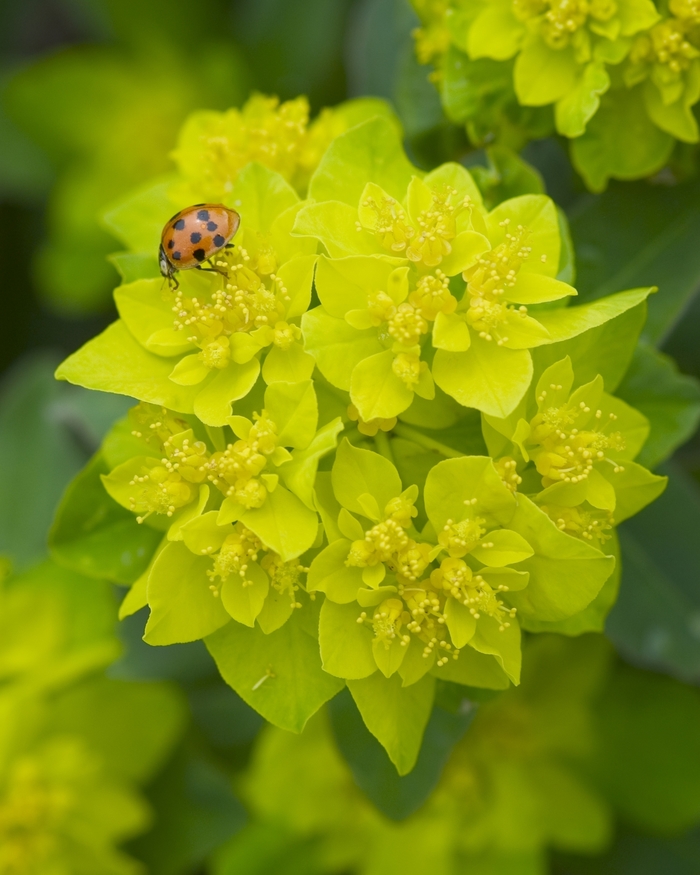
[158, 244, 173, 280]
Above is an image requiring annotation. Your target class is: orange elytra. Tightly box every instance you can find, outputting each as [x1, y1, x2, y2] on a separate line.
[159, 203, 240, 289]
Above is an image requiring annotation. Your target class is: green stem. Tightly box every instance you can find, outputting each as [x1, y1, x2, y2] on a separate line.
[393, 422, 463, 458]
[374, 430, 395, 465]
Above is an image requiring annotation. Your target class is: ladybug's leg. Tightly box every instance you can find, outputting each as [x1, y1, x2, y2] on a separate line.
[196, 264, 228, 278]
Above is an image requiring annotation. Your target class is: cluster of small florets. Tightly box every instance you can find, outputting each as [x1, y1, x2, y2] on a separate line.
[261, 554, 309, 609]
[438, 501, 487, 557]
[540, 503, 614, 543]
[171, 245, 291, 362]
[207, 411, 279, 509]
[408, 270, 457, 320]
[360, 185, 473, 267]
[529, 403, 625, 486]
[206, 524, 264, 596]
[127, 438, 208, 523]
[462, 221, 533, 344]
[431, 557, 517, 630]
[172, 94, 358, 199]
[350, 491, 518, 665]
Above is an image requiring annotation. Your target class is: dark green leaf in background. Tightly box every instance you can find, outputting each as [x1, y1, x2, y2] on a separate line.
[606, 461, 700, 684]
[568, 178, 700, 345]
[328, 685, 475, 819]
[0, 354, 131, 568]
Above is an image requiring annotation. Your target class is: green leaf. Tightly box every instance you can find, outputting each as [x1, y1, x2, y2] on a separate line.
[555, 61, 610, 138]
[221, 562, 269, 628]
[56, 320, 199, 413]
[108, 251, 160, 284]
[424, 456, 516, 532]
[617, 343, 700, 469]
[231, 162, 299, 232]
[102, 177, 177, 253]
[264, 380, 318, 449]
[431, 645, 511, 689]
[279, 418, 344, 509]
[262, 343, 315, 384]
[471, 529, 534, 566]
[319, 599, 377, 679]
[535, 287, 655, 346]
[50, 676, 186, 782]
[444, 598, 477, 649]
[432, 336, 533, 417]
[314, 254, 403, 317]
[570, 86, 673, 193]
[607, 462, 700, 683]
[308, 116, 417, 207]
[347, 672, 435, 775]
[308, 539, 364, 603]
[0, 356, 87, 567]
[467, 1, 524, 60]
[301, 307, 383, 390]
[327, 687, 475, 820]
[193, 359, 261, 427]
[469, 145, 545, 213]
[532, 299, 648, 393]
[506, 495, 615, 622]
[114, 278, 195, 357]
[332, 438, 402, 518]
[241, 485, 319, 562]
[523, 530, 621, 635]
[469, 616, 522, 684]
[206, 606, 344, 732]
[569, 174, 700, 343]
[514, 37, 580, 106]
[598, 461, 667, 524]
[292, 201, 383, 257]
[350, 350, 414, 420]
[144, 542, 231, 645]
[590, 661, 700, 833]
[50, 453, 161, 585]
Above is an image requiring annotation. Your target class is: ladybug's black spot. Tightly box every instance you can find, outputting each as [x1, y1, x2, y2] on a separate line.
[167, 239, 174, 249]
[193, 248, 206, 262]
[190, 232, 202, 244]
[173, 251, 182, 261]
[197, 209, 210, 221]
[213, 234, 225, 248]
[174, 219, 185, 230]
[207, 221, 218, 232]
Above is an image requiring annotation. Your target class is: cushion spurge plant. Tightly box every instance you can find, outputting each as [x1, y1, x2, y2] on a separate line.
[54, 98, 663, 773]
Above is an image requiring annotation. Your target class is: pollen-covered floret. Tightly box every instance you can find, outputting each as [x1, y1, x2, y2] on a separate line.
[207, 411, 279, 508]
[540, 503, 614, 543]
[261, 554, 309, 609]
[128, 429, 210, 523]
[171, 245, 291, 360]
[529, 402, 626, 486]
[408, 270, 457, 320]
[463, 220, 533, 344]
[128, 402, 190, 450]
[207, 524, 263, 594]
[438, 501, 487, 557]
[431, 557, 516, 630]
[495, 456, 523, 493]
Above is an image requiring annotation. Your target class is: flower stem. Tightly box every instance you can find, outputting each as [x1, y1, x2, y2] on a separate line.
[393, 422, 463, 458]
[374, 430, 395, 465]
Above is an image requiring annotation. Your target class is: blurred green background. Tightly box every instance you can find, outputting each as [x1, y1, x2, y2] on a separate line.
[2, 1, 700, 873]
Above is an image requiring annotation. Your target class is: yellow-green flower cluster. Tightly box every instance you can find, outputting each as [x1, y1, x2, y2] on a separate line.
[54, 102, 664, 766]
[411, 0, 700, 188]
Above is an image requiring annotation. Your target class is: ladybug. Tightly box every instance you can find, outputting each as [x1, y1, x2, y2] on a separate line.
[159, 203, 240, 289]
